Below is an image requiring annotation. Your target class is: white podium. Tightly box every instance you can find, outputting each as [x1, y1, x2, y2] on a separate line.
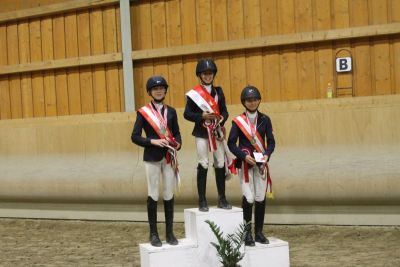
[140, 207, 290, 267]
[242, 237, 290, 267]
[139, 238, 197, 267]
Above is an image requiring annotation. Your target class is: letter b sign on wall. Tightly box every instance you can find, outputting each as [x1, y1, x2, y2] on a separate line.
[336, 57, 352, 72]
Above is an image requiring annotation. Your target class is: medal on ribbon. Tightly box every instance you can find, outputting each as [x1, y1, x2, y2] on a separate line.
[160, 126, 166, 135]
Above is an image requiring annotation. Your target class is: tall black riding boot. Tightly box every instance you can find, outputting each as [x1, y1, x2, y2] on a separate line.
[164, 197, 178, 245]
[254, 198, 269, 244]
[215, 167, 232, 209]
[197, 164, 209, 212]
[147, 196, 162, 247]
[242, 196, 255, 246]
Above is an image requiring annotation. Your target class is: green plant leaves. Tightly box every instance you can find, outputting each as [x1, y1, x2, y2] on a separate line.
[205, 220, 250, 267]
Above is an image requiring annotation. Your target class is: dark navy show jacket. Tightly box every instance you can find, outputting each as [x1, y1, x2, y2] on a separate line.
[183, 86, 229, 138]
[131, 103, 182, 162]
[227, 111, 275, 168]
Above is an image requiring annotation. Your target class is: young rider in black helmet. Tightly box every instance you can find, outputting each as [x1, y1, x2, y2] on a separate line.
[227, 86, 275, 246]
[131, 75, 182, 247]
[184, 58, 232, 212]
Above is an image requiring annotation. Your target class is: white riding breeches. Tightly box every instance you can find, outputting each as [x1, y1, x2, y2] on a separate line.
[238, 165, 267, 203]
[195, 137, 225, 169]
[145, 158, 175, 201]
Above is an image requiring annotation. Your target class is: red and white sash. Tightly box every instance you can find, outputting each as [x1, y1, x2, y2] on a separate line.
[138, 103, 172, 140]
[186, 85, 220, 115]
[186, 85, 222, 152]
[233, 113, 273, 199]
[138, 103, 181, 190]
[233, 114, 265, 153]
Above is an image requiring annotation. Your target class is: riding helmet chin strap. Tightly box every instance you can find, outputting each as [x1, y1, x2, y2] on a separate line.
[151, 97, 165, 103]
[200, 77, 213, 86]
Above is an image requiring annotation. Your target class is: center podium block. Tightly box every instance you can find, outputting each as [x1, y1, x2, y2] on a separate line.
[140, 207, 290, 267]
[184, 207, 244, 267]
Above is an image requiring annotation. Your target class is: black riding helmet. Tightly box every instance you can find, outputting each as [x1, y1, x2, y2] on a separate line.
[146, 75, 168, 93]
[196, 58, 218, 76]
[240, 86, 261, 104]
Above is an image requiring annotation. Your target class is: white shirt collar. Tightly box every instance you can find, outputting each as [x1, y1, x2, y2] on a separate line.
[204, 84, 212, 94]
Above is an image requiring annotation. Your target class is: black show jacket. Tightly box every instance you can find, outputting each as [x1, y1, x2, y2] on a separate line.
[183, 86, 229, 138]
[227, 112, 275, 168]
[131, 104, 182, 162]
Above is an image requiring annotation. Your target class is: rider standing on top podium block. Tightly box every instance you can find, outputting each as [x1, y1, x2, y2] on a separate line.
[184, 58, 232, 212]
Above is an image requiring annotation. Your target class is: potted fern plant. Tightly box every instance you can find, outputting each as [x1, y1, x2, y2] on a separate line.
[205, 220, 249, 267]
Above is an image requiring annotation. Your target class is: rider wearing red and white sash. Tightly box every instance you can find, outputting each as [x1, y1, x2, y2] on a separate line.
[131, 76, 182, 247]
[184, 58, 231, 212]
[228, 86, 275, 246]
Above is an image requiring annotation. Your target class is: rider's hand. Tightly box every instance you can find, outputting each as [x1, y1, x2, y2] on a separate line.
[151, 139, 169, 147]
[245, 155, 257, 166]
[202, 111, 218, 120]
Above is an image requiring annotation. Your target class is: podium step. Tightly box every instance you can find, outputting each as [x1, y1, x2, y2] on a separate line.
[139, 238, 197, 267]
[242, 237, 290, 267]
[140, 207, 290, 267]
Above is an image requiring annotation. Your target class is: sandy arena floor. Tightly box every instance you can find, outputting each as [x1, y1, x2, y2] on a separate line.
[0, 218, 399, 267]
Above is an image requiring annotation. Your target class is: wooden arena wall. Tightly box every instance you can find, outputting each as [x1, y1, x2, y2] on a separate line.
[0, 0, 400, 120]
[130, 0, 400, 109]
[0, 0, 124, 120]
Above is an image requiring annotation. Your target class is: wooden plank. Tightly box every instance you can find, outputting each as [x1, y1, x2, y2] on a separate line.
[313, 0, 334, 99]
[370, 0, 391, 95]
[7, 24, 22, 119]
[244, 0, 263, 93]
[333, 0, 352, 98]
[53, 15, 69, 115]
[91, 8, 108, 113]
[0, 0, 119, 24]
[196, 0, 212, 44]
[18, 21, 34, 118]
[65, 12, 82, 115]
[279, 0, 298, 101]
[0, 76, 11, 120]
[151, 2, 167, 48]
[180, 0, 198, 97]
[77, 10, 94, 114]
[115, 7, 121, 53]
[166, 0, 184, 108]
[295, 0, 316, 100]
[0, 53, 122, 75]
[227, 0, 246, 105]
[131, 22, 400, 61]
[103, 7, 118, 54]
[151, 1, 169, 104]
[115, 7, 123, 111]
[104, 6, 121, 112]
[29, 19, 45, 117]
[211, 0, 231, 103]
[118, 65, 124, 111]
[350, 0, 372, 96]
[261, 0, 278, 36]
[181, 0, 197, 45]
[261, 0, 281, 102]
[130, 3, 140, 50]
[41, 17, 57, 116]
[0, 25, 11, 119]
[391, 0, 400, 94]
